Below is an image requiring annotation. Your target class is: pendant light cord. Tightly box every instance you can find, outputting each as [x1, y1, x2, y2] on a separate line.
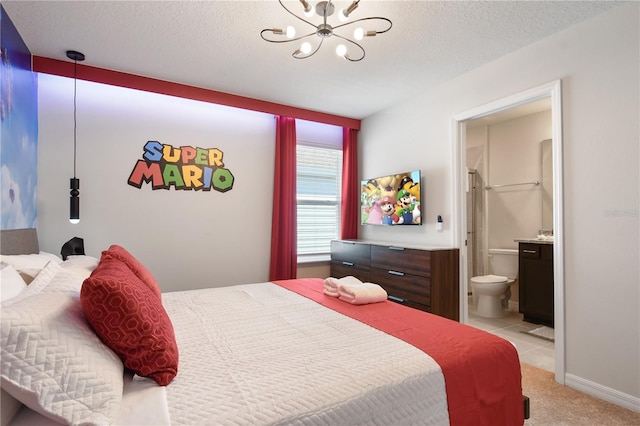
[73, 58, 77, 179]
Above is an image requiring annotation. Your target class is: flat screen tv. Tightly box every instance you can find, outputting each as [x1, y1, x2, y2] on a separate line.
[361, 169, 422, 225]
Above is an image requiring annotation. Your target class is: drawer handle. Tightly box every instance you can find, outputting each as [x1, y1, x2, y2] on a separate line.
[522, 250, 537, 254]
[388, 270, 405, 276]
[388, 246, 405, 251]
[342, 261, 354, 266]
[388, 295, 405, 303]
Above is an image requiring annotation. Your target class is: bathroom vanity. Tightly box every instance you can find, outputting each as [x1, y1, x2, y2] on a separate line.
[516, 240, 554, 327]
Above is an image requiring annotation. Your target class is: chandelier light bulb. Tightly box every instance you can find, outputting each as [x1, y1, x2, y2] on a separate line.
[286, 25, 296, 38]
[336, 44, 347, 57]
[339, 0, 359, 22]
[300, 42, 312, 54]
[304, 5, 315, 16]
[354, 27, 364, 41]
[299, 0, 314, 16]
[70, 218, 80, 224]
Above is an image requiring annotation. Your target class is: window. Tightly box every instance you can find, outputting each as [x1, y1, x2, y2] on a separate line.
[296, 142, 342, 259]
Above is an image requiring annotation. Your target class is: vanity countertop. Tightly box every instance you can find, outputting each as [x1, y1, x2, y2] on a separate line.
[514, 238, 554, 244]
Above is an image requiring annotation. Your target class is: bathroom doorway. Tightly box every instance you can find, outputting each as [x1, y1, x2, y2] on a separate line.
[465, 98, 551, 314]
[452, 80, 565, 384]
[464, 100, 555, 372]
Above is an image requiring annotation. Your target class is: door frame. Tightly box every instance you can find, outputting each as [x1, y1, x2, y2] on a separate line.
[451, 80, 565, 384]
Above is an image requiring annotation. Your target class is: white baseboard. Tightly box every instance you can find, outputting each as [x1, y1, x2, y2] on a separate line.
[565, 373, 640, 413]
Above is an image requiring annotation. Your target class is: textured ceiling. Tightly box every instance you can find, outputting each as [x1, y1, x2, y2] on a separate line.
[2, 1, 622, 120]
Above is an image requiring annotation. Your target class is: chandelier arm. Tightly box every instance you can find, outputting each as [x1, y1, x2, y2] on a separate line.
[260, 29, 317, 44]
[332, 16, 392, 34]
[277, 0, 317, 28]
[333, 34, 365, 62]
[293, 37, 325, 60]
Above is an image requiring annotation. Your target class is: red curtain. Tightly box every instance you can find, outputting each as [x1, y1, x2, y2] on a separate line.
[269, 116, 297, 281]
[340, 127, 358, 240]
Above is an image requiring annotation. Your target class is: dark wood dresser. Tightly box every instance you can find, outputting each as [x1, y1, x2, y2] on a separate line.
[330, 240, 460, 321]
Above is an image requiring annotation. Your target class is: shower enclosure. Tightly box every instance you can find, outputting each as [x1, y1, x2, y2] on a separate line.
[466, 169, 486, 296]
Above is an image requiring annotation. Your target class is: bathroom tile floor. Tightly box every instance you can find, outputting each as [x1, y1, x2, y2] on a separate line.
[468, 306, 555, 373]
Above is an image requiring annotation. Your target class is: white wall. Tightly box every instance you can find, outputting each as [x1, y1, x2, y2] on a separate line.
[487, 110, 552, 250]
[361, 3, 639, 407]
[37, 76, 277, 292]
[37, 76, 340, 290]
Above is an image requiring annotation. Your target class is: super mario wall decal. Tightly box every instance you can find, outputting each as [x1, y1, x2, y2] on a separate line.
[128, 141, 234, 192]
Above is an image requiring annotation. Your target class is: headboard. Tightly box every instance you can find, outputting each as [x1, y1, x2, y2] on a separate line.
[0, 228, 39, 255]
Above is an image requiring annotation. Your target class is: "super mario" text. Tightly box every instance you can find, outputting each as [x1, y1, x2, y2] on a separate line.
[127, 141, 234, 192]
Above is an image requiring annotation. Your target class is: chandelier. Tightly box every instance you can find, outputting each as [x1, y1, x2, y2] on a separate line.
[260, 0, 392, 62]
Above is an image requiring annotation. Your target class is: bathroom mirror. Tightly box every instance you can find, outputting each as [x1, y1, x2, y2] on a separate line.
[541, 139, 553, 231]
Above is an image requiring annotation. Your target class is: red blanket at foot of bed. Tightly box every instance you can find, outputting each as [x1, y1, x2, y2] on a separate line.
[274, 278, 524, 426]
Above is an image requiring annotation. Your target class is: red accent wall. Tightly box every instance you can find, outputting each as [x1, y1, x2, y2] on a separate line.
[33, 56, 361, 130]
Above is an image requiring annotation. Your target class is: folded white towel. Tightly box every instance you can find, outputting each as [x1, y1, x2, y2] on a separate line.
[323, 276, 363, 297]
[339, 275, 364, 286]
[323, 277, 341, 296]
[338, 282, 388, 305]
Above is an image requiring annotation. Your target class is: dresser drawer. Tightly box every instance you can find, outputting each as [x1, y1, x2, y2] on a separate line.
[371, 267, 431, 307]
[331, 240, 370, 265]
[330, 261, 371, 283]
[371, 245, 430, 277]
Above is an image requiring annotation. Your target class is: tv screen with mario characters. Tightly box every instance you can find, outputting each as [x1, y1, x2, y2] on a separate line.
[361, 170, 422, 225]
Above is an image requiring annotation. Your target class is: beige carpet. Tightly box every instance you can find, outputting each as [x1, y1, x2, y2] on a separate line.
[521, 363, 640, 425]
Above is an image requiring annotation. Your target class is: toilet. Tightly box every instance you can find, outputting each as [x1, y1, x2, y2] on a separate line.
[470, 248, 518, 318]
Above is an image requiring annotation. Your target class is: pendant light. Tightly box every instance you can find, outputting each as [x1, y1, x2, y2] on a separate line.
[66, 50, 84, 224]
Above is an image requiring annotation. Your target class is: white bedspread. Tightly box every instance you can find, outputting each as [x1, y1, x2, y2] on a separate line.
[10, 373, 170, 426]
[162, 282, 449, 425]
[8, 282, 449, 426]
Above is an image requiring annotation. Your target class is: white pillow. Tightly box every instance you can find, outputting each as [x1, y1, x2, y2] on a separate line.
[60, 255, 100, 280]
[0, 268, 124, 425]
[5, 261, 83, 306]
[0, 252, 62, 273]
[0, 263, 27, 302]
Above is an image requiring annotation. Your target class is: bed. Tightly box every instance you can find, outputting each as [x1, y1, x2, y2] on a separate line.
[1, 228, 526, 426]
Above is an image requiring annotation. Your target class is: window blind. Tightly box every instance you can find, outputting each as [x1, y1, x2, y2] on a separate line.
[297, 143, 343, 256]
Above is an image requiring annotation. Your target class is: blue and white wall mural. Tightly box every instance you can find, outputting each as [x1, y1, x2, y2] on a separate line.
[1, 5, 38, 230]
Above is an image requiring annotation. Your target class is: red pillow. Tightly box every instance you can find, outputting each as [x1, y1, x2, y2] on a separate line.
[101, 245, 162, 299]
[81, 257, 178, 386]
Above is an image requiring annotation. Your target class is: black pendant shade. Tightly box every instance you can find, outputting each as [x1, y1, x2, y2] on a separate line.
[70, 178, 80, 224]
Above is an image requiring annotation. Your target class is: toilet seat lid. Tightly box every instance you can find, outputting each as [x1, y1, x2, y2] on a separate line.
[471, 274, 509, 283]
